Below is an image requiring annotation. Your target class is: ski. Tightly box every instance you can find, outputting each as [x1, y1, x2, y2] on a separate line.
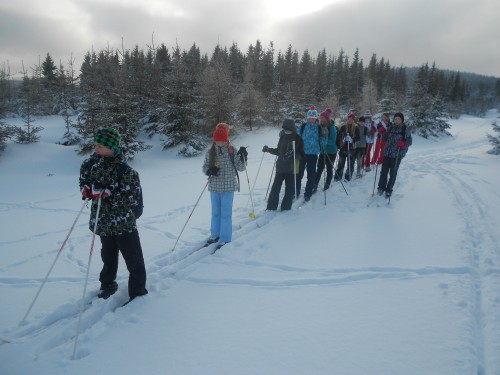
[188, 240, 218, 256]
[367, 193, 384, 207]
[211, 242, 227, 255]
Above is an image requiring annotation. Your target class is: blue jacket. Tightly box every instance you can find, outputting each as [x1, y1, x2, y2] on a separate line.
[299, 122, 326, 155]
[320, 122, 338, 154]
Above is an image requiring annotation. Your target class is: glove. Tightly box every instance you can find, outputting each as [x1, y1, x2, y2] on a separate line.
[343, 135, 353, 143]
[206, 166, 220, 177]
[370, 128, 375, 136]
[378, 127, 385, 135]
[91, 185, 111, 199]
[237, 146, 248, 162]
[81, 185, 92, 200]
[262, 145, 269, 153]
[397, 140, 407, 149]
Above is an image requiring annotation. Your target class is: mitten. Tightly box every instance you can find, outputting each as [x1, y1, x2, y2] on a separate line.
[378, 127, 385, 135]
[91, 185, 111, 199]
[262, 145, 269, 153]
[237, 146, 248, 162]
[81, 185, 92, 200]
[397, 140, 407, 149]
[206, 167, 220, 177]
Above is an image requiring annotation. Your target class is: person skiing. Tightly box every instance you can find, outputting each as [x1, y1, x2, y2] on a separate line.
[202, 123, 247, 247]
[296, 105, 326, 201]
[335, 114, 359, 181]
[262, 119, 304, 211]
[313, 108, 338, 191]
[354, 116, 368, 178]
[377, 113, 412, 198]
[79, 128, 148, 305]
[371, 113, 391, 165]
[363, 111, 375, 171]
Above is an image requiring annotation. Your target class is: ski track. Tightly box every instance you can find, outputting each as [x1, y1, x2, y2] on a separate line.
[401, 136, 499, 374]
[3, 123, 500, 371]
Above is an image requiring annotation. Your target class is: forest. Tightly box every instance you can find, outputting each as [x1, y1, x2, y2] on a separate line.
[1, 40, 499, 158]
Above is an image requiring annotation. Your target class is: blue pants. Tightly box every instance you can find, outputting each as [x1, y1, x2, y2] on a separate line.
[296, 154, 318, 198]
[210, 191, 234, 242]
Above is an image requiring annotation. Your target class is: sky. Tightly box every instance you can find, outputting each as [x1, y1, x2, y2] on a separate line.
[1, 111, 500, 374]
[1, 0, 500, 78]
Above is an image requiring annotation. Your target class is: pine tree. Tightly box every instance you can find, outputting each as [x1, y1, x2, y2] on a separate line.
[406, 64, 451, 138]
[16, 72, 44, 143]
[0, 99, 16, 153]
[487, 120, 500, 155]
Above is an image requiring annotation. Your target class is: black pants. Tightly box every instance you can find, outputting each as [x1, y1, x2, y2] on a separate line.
[315, 153, 337, 187]
[99, 230, 148, 298]
[335, 151, 355, 180]
[267, 173, 295, 210]
[378, 156, 402, 194]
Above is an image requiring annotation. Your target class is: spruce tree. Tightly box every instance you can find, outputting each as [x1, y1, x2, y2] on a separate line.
[487, 120, 500, 155]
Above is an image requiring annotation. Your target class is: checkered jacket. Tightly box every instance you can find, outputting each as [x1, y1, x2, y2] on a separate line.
[202, 144, 246, 192]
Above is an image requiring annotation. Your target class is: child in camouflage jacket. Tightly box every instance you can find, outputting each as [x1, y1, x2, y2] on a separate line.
[79, 128, 148, 304]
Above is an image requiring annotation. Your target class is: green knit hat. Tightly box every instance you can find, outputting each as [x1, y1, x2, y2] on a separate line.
[95, 128, 121, 154]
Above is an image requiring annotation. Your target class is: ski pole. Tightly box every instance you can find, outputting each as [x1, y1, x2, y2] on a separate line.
[171, 178, 210, 252]
[245, 167, 256, 218]
[327, 153, 348, 196]
[247, 151, 265, 207]
[20, 199, 89, 326]
[293, 140, 297, 200]
[346, 135, 352, 186]
[72, 194, 103, 360]
[388, 148, 401, 205]
[323, 152, 327, 206]
[264, 156, 277, 201]
[371, 161, 380, 197]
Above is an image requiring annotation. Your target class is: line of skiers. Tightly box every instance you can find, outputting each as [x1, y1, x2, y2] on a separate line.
[78, 111, 411, 302]
[261, 106, 412, 208]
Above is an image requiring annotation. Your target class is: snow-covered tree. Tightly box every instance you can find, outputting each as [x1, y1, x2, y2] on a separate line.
[487, 120, 500, 155]
[406, 64, 451, 138]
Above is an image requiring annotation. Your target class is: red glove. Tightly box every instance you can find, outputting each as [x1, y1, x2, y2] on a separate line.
[91, 185, 111, 199]
[370, 128, 375, 136]
[378, 127, 385, 135]
[397, 140, 407, 149]
[81, 185, 92, 200]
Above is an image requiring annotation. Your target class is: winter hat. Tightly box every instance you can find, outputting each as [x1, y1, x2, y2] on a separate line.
[393, 112, 405, 122]
[347, 113, 357, 122]
[282, 119, 296, 132]
[213, 122, 229, 142]
[307, 105, 318, 119]
[320, 108, 332, 121]
[95, 128, 121, 154]
[364, 111, 372, 118]
[359, 116, 366, 122]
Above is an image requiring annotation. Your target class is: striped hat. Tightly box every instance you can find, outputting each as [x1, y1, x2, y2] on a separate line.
[95, 128, 121, 154]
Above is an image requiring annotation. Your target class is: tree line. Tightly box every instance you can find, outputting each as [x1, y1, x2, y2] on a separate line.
[1, 40, 499, 158]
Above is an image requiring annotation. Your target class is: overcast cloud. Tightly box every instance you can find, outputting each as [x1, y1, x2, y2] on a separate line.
[1, 0, 499, 77]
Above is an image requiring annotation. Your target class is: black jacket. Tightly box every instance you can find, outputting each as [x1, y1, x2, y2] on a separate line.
[267, 131, 304, 174]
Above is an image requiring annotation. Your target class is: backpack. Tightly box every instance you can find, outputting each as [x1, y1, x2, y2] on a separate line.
[399, 124, 408, 158]
[300, 122, 323, 147]
[85, 159, 144, 219]
[335, 125, 343, 149]
[119, 163, 144, 219]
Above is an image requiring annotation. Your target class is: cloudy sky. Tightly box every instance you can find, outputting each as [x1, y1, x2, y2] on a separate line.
[1, 0, 499, 78]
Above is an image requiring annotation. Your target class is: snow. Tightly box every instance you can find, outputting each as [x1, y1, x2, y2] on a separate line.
[1, 111, 500, 375]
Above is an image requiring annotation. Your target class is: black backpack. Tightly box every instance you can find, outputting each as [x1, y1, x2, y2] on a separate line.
[119, 163, 144, 219]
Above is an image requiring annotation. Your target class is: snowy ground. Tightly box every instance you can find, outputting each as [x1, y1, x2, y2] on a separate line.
[1, 111, 499, 375]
